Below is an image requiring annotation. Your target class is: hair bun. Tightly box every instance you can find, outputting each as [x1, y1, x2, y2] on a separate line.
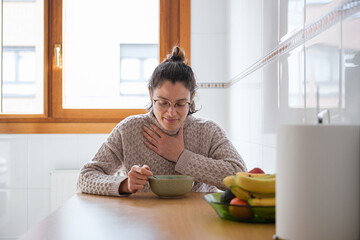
[166, 46, 186, 62]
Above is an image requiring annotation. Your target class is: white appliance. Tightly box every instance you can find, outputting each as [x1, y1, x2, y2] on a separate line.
[276, 124, 360, 240]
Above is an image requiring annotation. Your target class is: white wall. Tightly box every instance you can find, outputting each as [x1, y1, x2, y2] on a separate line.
[191, 0, 229, 131]
[226, 0, 360, 174]
[0, 134, 107, 239]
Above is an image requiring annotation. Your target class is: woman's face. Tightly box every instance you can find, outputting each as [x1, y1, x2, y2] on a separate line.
[150, 81, 192, 132]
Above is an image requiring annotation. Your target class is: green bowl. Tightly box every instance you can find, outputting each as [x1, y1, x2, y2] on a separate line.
[148, 175, 194, 198]
[203, 192, 275, 223]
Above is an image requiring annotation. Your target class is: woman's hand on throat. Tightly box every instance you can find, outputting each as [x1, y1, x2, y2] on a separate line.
[142, 124, 184, 162]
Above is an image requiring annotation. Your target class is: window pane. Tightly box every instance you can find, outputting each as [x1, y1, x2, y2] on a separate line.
[144, 58, 158, 79]
[63, 0, 159, 109]
[3, 51, 16, 82]
[121, 59, 140, 80]
[1, 1, 44, 114]
[119, 44, 157, 96]
[120, 82, 149, 95]
[18, 50, 36, 82]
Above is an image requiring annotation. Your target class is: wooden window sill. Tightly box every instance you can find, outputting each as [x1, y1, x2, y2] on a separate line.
[0, 122, 119, 134]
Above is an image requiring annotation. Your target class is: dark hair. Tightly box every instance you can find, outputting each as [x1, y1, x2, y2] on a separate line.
[147, 46, 198, 114]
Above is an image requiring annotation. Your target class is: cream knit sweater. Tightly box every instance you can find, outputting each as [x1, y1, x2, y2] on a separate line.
[77, 112, 247, 196]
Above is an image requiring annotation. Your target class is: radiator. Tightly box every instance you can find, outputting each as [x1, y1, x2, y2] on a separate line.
[50, 170, 80, 212]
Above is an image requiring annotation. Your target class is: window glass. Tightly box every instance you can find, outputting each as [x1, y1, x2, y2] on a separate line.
[18, 50, 36, 82]
[1, 0, 44, 114]
[119, 44, 158, 96]
[121, 59, 140, 80]
[3, 51, 16, 82]
[63, 0, 159, 109]
[144, 58, 158, 79]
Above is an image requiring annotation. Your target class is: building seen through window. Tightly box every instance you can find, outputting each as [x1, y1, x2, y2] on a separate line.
[3, 46, 36, 98]
[120, 44, 158, 96]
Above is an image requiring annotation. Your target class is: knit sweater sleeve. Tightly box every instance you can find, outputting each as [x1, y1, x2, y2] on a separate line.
[175, 121, 247, 190]
[77, 123, 129, 197]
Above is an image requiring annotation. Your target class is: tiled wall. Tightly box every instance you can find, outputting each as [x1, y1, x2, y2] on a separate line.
[0, 134, 107, 239]
[226, 0, 360, 173]
[191, 0, 229, 130]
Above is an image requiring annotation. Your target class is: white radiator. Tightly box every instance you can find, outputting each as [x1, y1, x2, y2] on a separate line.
[50, 170, 80, 212]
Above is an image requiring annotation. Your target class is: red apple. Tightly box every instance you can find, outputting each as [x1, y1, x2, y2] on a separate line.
[228, 197, 254, 219]
[248, 168, 265, 174]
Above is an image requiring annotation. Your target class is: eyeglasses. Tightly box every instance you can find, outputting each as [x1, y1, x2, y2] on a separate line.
[153, 99, 191, 112]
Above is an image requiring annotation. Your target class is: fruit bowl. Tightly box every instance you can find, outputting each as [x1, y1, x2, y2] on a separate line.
[203, 192, 275, 223]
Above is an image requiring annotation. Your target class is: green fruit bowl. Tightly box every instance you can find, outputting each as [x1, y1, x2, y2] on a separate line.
[203, 192, 275, 223]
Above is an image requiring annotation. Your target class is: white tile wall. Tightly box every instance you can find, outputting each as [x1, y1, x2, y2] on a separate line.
[0, 135, 28, 189]
[229, 83, 251, 141]
[77, 134, 107, 167]
[232, 140, 263, 171]
[225, 0, 360, 170]
[228, 0, 262, 77]
[191, 34, 228, 82]
[191, 0, 229, 132]
[28, 135, 78, 188]
[191, 0, 227, 34]
[0, 190, 27, 238]
[27, 189, 50, 229]
[263, 0, 279, 54]
[194, 88, 229, 133]
[262, 146, 276, 174]
[0, 134, 106, 239]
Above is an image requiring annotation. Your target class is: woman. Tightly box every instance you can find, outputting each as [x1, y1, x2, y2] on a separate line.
[77, 46, 247, 196]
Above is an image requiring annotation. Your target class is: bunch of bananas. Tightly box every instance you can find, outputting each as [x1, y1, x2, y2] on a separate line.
[221, 171, 276, 220]
[223, 172, 276, 205]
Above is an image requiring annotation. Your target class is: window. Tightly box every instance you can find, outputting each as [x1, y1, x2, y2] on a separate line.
[62, 0, 160, 109]
[3, 47, 36, 98]
[0, 0, 44, 114]
[120, 44, 158, 96]
[306, 44, 340, 108]
[0, 0, 191, 133]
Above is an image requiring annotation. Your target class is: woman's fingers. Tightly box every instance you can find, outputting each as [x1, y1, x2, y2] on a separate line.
[139, 165, 153, 176]
[131, 165, 153, 176]
[129, 177, 147, 186]
[127, 165, 153, 193]
[150, 124, 164, 137]
[142, 126, 160, 143]
[142, 164, 150, 170]
[144, 141, 159, 153]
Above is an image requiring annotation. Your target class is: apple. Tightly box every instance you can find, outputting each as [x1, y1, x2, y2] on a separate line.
[248, 168, 265, 174]
[228, 197, 254, 220]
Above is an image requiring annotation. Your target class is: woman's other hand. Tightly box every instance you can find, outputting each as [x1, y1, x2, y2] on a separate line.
[119, 165, 153, 194]
[143, 124, 184, 162]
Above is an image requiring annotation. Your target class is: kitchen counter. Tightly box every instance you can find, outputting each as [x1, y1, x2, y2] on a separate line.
[19, 192, 275, 240]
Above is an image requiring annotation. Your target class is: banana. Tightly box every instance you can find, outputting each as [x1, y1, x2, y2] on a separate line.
[251, 192, 276, 199]
[235, 174, 276, 194]
[248, 197, 276, 206]
[222, 175, 236, 188]
[248, 197, 276, 221]
[236, 172, 269, 178]
[230, 185, 275, 200]
[230, 186, 252, 200]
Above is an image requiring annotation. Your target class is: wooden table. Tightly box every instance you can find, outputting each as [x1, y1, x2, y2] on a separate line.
[19, 192, 275, 240]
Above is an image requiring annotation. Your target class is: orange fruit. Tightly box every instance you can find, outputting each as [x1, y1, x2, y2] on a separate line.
[228, 197, 254, 220]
